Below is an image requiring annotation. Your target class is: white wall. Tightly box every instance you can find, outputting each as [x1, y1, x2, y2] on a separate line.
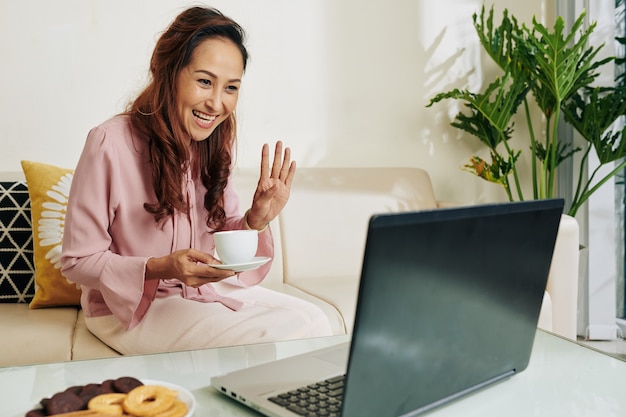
[0, 0, 552, 205]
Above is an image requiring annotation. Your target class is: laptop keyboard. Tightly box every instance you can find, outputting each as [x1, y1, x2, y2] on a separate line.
[268, 374, 345, 416]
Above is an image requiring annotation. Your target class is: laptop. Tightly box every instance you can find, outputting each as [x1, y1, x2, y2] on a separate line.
[211, 199, 564, 417]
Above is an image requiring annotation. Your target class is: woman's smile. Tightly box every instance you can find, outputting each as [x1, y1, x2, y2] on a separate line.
[192, 110, 218, 129]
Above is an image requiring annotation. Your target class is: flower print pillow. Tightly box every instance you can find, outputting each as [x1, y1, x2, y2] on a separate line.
[21, 160, 81, 308]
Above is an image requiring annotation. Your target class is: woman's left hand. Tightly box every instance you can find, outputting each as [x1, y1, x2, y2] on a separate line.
[247, 141, 296, 230]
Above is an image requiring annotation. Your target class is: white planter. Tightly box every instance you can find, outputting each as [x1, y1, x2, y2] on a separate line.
[537, 214, 579, 340]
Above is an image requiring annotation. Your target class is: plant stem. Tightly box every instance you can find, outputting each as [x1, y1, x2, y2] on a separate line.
[500, 135, 525, 200]
[547, 103, 561, 198]
[502, 176, 514, 201]
[571, 144, 592, 210]
[539, 113, 551, 199]
[569, 158, 626, 217]
[524, 98, 539, 199]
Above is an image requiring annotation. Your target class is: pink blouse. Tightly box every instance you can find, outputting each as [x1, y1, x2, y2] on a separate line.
[60, 115, 273, 330]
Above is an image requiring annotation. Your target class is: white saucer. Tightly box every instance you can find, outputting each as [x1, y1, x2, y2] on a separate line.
[212, 256, 271, 272]
[142, 379, 196, 417]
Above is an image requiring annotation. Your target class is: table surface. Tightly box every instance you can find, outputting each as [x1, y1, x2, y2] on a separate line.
[2, 330, 626, 417]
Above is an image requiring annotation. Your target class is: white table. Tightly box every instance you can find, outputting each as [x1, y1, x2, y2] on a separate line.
[2, 331, 626, 417]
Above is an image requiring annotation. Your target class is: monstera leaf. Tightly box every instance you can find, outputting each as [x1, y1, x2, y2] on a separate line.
[562, 86, 626, 214]
[428, 71, 527, 150]
[427, 64, 530, 199]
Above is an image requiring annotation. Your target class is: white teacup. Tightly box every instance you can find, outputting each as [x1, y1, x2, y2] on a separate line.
[213, 230, 258, 265]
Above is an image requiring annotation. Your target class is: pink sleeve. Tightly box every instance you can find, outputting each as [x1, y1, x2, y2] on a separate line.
[60, 125, 156, 329]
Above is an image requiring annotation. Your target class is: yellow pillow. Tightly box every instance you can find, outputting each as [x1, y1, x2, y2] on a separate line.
[21, 160, 80, 308]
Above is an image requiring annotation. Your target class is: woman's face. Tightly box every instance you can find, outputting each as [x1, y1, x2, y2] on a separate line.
[176, 37, 244, 142]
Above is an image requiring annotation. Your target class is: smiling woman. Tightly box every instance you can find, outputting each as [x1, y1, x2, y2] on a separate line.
[58, 6, 333, 356]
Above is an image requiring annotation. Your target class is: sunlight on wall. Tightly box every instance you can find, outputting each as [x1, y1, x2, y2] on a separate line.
[0, 0, 553, 205]
[415, 0, 554, 203]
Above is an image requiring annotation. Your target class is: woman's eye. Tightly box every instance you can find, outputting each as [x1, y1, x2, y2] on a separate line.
[199, 79, 211, 86]
[226, 85, 239, 93]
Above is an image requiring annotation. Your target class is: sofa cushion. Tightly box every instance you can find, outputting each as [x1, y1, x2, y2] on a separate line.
[0, 304, 77, 366]
[0, 181, 35, 303]
[280, 167, 438, 282]
[288, 277, 360, 332]
[21, 161, 81, 308]
[72, 310, 121, 360]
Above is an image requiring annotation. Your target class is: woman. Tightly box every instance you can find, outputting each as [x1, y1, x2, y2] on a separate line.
[60, 6, 332, 355]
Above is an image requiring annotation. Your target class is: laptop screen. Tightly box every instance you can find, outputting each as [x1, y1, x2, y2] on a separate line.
[342, 199, 564, 417]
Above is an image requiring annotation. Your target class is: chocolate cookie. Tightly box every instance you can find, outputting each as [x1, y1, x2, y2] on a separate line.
[46, 390, 84, 415]
[78, 383, 107, 407]
[25, 376, 145, 416]
[112, 376, 143, 393]
[38, 397, 49, 410]
[64, 385, 83, 396]
[99, 379, 115, 394]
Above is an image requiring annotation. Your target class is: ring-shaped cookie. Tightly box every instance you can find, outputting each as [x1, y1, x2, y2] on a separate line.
[153, 399, 189, 417]
[123, 385, 178, 416]
[88, 392, 126, 414]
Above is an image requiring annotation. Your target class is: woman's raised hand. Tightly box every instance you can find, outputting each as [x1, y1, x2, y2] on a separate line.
[247, 141, 296, 230]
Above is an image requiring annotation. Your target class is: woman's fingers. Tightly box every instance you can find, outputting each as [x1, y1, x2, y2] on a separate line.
[177, 249, 236, 286]
[260, 143, 270, 179]
[260, 141, 292, 181]
[284, 159, 296, 188]
[271, 141, 284, 178]
[279, 146, 291, 181]
[268, 141, 294, 183]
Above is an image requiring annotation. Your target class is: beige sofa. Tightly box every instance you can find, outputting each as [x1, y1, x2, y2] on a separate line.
[0, 167, 578, 367]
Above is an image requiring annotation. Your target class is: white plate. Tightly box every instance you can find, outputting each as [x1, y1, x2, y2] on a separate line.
[212, 256, 271, 272]
[142, 379, 196, 417]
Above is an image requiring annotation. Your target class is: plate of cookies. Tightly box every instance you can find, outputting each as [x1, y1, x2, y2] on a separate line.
[24, 376, 195, 417]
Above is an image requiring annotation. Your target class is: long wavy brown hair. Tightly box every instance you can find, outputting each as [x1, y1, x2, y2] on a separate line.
[127, 7, 248, 230]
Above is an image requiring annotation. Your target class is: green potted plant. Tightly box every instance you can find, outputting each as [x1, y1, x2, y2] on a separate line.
[427, 5, 626, 217]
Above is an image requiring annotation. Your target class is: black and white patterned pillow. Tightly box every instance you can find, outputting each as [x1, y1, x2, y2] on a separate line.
[0, 181, 35, 303]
